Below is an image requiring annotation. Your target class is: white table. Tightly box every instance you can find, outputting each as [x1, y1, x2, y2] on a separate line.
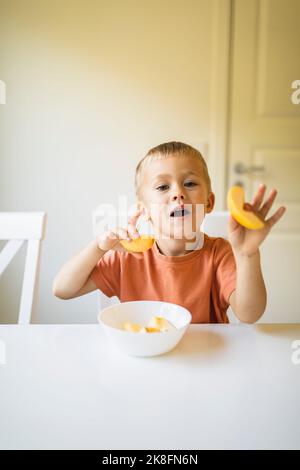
[0, 323, 299, 450]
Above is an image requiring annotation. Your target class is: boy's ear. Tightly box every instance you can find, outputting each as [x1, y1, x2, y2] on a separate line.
[205, 192, 215, 214]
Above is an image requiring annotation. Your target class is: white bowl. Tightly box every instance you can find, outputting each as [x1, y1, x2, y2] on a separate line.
[98, 300, 192, 357]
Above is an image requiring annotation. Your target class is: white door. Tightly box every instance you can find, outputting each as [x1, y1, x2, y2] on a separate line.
[228, 0, 300, 322]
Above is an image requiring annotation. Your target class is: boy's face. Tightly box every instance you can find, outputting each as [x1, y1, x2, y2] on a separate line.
[137, 154, 215, 242]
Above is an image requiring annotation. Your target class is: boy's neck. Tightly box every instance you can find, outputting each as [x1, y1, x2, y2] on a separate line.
[155, 232, 204, 256]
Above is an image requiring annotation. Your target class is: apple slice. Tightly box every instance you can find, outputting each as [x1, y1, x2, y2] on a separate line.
[227, 186, 265, 230]
[120, 235, 155, 253]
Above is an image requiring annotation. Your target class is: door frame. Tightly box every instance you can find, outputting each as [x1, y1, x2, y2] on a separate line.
[209, 0, 232, 210]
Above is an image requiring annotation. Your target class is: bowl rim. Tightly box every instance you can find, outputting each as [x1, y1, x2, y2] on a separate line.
[97, 299, 192, 333]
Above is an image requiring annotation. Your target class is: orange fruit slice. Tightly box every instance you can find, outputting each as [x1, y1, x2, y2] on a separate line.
[122, 323, 160, 333]
[148, 316, 175, 332]
[122, 322, 142, 333]
[120, 235, 155, 252]
[227, 186, 265, 230]
[122, 318, 175, 333]
[139, 326, 161, 333]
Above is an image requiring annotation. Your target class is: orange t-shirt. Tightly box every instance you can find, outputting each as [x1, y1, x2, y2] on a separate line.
[90, 234, 237, 323]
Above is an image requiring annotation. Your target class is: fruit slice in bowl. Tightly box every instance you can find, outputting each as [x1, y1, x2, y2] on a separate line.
[122, 316, 176, 334]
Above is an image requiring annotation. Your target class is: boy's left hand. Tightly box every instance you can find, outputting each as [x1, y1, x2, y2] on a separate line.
[228, 183, 286, 257]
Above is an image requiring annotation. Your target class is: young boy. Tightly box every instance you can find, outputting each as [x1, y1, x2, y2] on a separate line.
[53, 141, 286, 323]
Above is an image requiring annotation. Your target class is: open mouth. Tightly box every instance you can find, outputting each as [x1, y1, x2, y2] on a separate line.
[170, 208, 190, 218]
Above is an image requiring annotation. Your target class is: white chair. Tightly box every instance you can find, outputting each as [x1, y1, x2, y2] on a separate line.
[96, 211, 233, 313]
[0, 212, 47, 324]
[201, 211, 229, 238]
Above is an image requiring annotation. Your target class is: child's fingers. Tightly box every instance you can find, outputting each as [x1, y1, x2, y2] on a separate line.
[251, 183, 267, 211]
[116, 226, 140, 242]
[117, 225, 139, 241]
[259, 188, 277, 218]
[228, 214, 240, 231]
[115, 227, 131, 241]
[243, 203, 267, 227]
[127, 208, 142, 239]
[127, 225, 140, 239]
[243, 202, 254, 211]
[115, 226, 143, 259]
[265, 206, 286, 229]
[128, 208, 143, 228]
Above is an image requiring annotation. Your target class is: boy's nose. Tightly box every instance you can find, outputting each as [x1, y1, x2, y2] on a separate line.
[172, 193, 185, 202]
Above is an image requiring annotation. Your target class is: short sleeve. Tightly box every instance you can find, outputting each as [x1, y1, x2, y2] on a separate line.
[90, 250, 121, 298]
[214, 239, 237, 307]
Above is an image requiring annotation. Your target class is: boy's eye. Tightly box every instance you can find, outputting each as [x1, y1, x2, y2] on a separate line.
[156, 185, 169, 191]
[156, 182, 197, 191]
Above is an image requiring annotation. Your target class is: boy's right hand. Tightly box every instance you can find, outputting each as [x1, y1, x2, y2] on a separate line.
[96, 208, 143, 258]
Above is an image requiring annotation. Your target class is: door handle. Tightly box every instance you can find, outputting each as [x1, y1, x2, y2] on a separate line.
[234, 162, 265, 175]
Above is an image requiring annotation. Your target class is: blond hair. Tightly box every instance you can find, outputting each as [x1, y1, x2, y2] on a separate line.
[135, 141, 212, 199]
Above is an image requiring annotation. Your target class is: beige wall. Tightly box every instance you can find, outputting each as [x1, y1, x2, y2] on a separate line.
[0, 0, 222, 323]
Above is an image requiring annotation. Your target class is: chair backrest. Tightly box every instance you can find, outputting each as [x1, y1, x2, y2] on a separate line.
[201, 211, 229, 238]
[96, 211, 230, 312]
[0, 212, 47, 324]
